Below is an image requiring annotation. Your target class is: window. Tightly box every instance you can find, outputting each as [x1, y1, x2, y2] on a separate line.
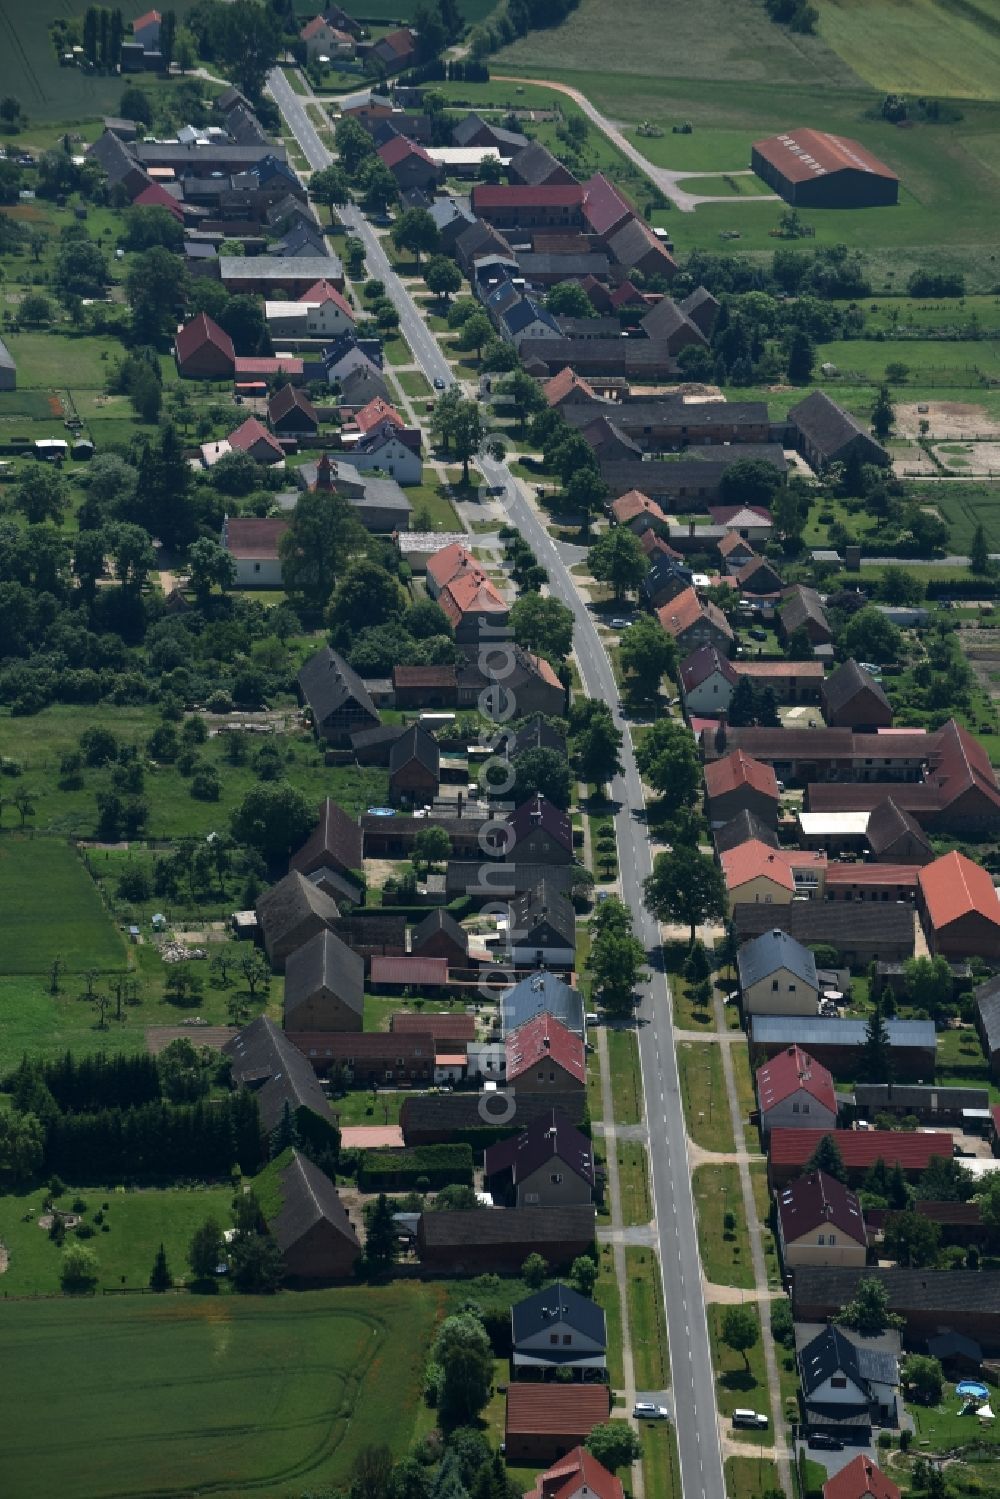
[396, 1057, 404, 1067]
[802, 1103, 809, 1114]
[550, 1333, 559, 1345]
[831, 1376, 847, 1389]
[537, 1070, 545, 1080]
[550, 1173, 563, 1184]
[385, 1070, 393, 1080]
[562, 1334, 572, 1345]
[792, 1103, 800, 1114]
[817, 1234, 825, 1245]
[789, 984, 796, 993]
[772, 979, 779, 991]
[253, 562, 261, 574]
[828, 1234, 836, 1245]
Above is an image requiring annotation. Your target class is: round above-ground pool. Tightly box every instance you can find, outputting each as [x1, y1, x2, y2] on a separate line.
[956, 1381, 990, 1400]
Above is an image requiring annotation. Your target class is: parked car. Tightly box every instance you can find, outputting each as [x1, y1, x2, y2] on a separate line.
[807, 1434, 843, 1451]
[633, 1403, 669, 1420]
[433, 377, 446, 389]
[610, 617, 630, 629]
[732, 1410, 768, 1429]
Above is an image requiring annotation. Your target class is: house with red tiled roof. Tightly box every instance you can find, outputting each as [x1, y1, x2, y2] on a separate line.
[506, 1386, 610, 1467]
[656, 586, 733, 654]
[768, 1129, 954, 1189]
[266, 282, 355, 341]
[437, 569, 509, 644]
[822, 1455, 899, 1499]
[425, 541, 476, 598]
[918, 849, 1000, 960]
[133, 181, 183, 222]
[132, 9, 161, 48]
[471, 183, 585, 230]
[679, 644, 738, 717]
[610, 488, 670, 537]
[378, 133, 441, 191]
[777, 1170, 868, 1269]
[370, 26, 418, 72]
[300, 14, 355, 59]
[352, 396, 404, 435]
[174, 312, 235, 379]
[640, 529, 684, 565]
[705, 749, 780, 827]
[718, 530, 756, 572]
[506, 1014, 586, 1094]
[543, 367, 598, 409]
[721, 840, 795, 908]
[580, 172, 634, 240]
[228, 416, 285, 466]
[222, 516, 289, 587]
[524, 1446, 624, 1499]
[756, 1044, 835, 1132]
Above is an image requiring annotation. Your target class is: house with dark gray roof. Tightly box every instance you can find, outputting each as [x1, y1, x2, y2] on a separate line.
[789, 390, 890, 472]
[714, 810, 779, 857]
[866, 797, 933, 865]
[411, 908, 469, 966]
[222, 1015, 338, 1138]
[734, 901, 915, 968]
[401, 1088, 588, 1145]
[511, 1282, 607, 1378]
[298, 645, 380, 746]
[737, 928, 819, 1016]
[290, 798, 364, 886]
[778, 584, 832, 646]
[508, 881, 576, 969]
[508, 141, 577, 188]
[506, 794, 575, 864]
[974, 974, 1000, 1077]
[428, 193, 477, 251]
[259, 1148, 361, 1279]
[87, 129, 150, 195]
[792, 1267, 1000, 1352]
[798, 1323, 899, 1427]
[283, 928, 364, 1032]
[417, 1204, 596, 1272]
[388, 723, 440, 805]
[452, 112, 528, 153]
[821, 659, 893, 730]
[445, 861, 575, 906]
[256, 871, 341, 970]
[484, 1108, 596, 1209]
[510, 714, 567, 761]
[503, 972, 585, 1038]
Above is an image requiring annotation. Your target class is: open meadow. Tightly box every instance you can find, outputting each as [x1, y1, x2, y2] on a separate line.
[2, 1285, 443, 1498]
[0, 837, 126, 975]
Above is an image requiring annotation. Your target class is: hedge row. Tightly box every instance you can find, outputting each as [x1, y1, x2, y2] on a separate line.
[358, 1143, 474, 1192]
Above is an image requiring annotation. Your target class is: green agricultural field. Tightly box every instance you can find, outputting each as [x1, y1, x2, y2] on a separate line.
[813, 337, 1000, 386]
[0, 1184, 235, 1295]
[5, 330, 130, 389]
[0, 837, 126, 975]
[0, 1, 201, 122]
[3, 1284, 443, 1498]
[813, 0, 1000, 99]
[927, 484, 1000, 552]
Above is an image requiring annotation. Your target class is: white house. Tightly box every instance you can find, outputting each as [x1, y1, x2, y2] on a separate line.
[300, 15, 355, 61]
[799, 1325, 898, 1424]
[341, 425, 422, 485]
[221, 516, 289, 587]
[679, 644, 738, 717]
[265, 295, 354, 341]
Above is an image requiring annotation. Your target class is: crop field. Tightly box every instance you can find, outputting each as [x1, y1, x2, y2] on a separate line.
[3, 1285, 443, 1499]
[0, 1, 200, 122]
[0, 838, 126, 975]
[816, 337, 1000, 385]
[813, 0, 1000, 99]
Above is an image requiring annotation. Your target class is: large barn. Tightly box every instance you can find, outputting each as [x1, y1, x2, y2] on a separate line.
[751, 129, 899, 208]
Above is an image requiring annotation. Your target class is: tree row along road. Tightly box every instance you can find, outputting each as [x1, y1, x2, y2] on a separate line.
[268, 67, 727, 1499]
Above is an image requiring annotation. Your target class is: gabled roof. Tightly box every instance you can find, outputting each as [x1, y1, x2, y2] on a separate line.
[722, 841, 795, 894]
[222, 1016, 335, 1134]
[757, 1041, 834, 1113]
[715, 809, 779, 856]
[800, 1323, 898, 1399]
[509, 140, 577, 187]
[223, 516, 288, 560]
[789, 388, 885, 460]
[438, 570, 508, 628]
[411, 908, 468, 956]
[770, 1129, 953, 1173]
[611, 488, 669, 526]
[354, 396, 403, 433]
[369, 955, 448, 987]
[256, 870, 340, 944]
[503, 297, 559, 338]
[822, 659, 891, 719]
[290, 798, 363, 879]
[740, 929, 818, 993]
[420, 1204, 596, 1250]
[512, 1282, 606, 1349]
[719, 530, 756, 558]
[680, 644, 739, 695]
[781, 584, 830, 636]
[608, 217, 678, 276]
[506, 1384, 609, 1437]
[657, 586, 734, 643]
[472, 183, 584, 209]
[484, 1107, 595, 1187]
[389, 722, 440, 778]
[735, 555, 783, 593]
[777, 1170, 865, 1246]
[228, 416, 284, 460]
[822, 1454, 900, 1499]
[506, 1013, 586, 1086]
[266, 1148, 361, 1256]
[175, 311, 235, 368]
[133, 182, 183, 220]
[509, 879, 576, 947]
[866, 797, 931, 860]
[391, 1009, 476, 1042]
[527, 1447, 624, 1499]
[975, 974, 1000, 1055]
[755, 129, 897, 185]
[284, 928, 364, 1020]
[378, 134, 435, 170]
[268, 383, 318, 426]
[919, 850, 1000, 931]
[503, 972, 585, 1037]
[511, 714, 567, 759]
[705, 749, 780, 804]
[133, 9, 160, 32]
[426, 541, 478, 589]
[298, 279, 355, 321]
[581, 172, 634, 237]
[298, 645, 378, 726]
[543, 366, 597, 407]
[506, 794, 573, 855]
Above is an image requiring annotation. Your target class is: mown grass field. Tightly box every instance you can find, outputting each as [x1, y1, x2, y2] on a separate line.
[626, 1246, 670, 1391]
[0, 1184, 235, 1294]
[677, 1041, 735, 1153]
[813, 0, 1000, 99]
[3, 1284, 443, 1498]
[0, 837, 126, 974]
[693, 1164, 754, 1290]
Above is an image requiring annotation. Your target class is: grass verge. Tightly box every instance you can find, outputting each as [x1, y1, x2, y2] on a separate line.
[618, 1139, 652, 1228]
[693, 1163, 754, 1290]
[626, 1245, 670, 1391]
[678, 1041, 736, 1153]
[606, 1027, 643, 1126]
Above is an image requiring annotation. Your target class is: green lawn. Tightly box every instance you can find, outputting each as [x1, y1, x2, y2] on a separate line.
[3, 1283, 443, 1497]
[626, 1245, 670, 1391]
[677, 1041, 736, 1153]
[617, 1139, 652, 1228]
[725, 1454, 782, 1499]
[911, 1394, 1000, 1453]
[0, 837, 126, 975]
[0, 1184, 234, 1294]
[595, 1244, 625, 1389]
[812, 0, 1000, 98]
[732, 1043, 759, 1153]
[396, 368, 433, 400]
[642, 1422, 682, 1499]
[666, 946, 717, 1031]
[606, 1026, 643, 1126]
[6, 330, 134, 388]
[693, 1163, 754, 1290]
[402, 479, 463, 532]
[708, 1303, 774, 1437]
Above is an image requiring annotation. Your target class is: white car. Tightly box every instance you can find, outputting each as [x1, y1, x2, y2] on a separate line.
[633, 1402, 669, 1420]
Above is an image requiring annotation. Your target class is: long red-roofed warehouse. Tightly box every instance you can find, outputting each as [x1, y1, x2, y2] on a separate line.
[751, 129, 899, 208]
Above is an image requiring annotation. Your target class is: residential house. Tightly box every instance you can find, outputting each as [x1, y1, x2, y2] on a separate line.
[456, 644, 566, 720]
[484, 1109, 596, 1209]
[506, 795, 575, 866]
[391, 1010, 476, 1050]
[345, 421, 422, 484]
[509, 141, 578, 188]
[524, 1449, 623, 1499]
[799, 1323, 898, 1440]
[705, 750, 781, 828]
[499, 296, 561, 350]
[300, 15, 355, 59]
[428, 193, 477, 251]
[792, 1266, 1000, 1355]
[768, 1129, 954, 1189]
[378, 134, 441, 192]
[822, 1455, 899, 1499]
[722, 841, 795, 909]
[918, 849, 1000, 960]
[338, 90, 393, 119]
[507, 881, 576, 970]
[296, 453, 412, 532]
[505, 1385, 610, 1467]
[731, 660, 825, 706]
[418, 1204, 597, 1275]
[715, 810, 780, 857]
[611, 489, 671, 537]
[299, 1029, 435, 1086]
[579, 171, 633, 240]
[506, 1014, 586, 1095]
[228, 416, 285, 466]
[719, 531, 756, 572]
[471, 183, 585, 231]
[175, 312, 236, 379]
[87, 129, 152, 197]
[259, 1149, 360, 1279]
[219, 255, 344, 296]
[757, 1047, 836, 1138]
[740, 929, 821, 1018]
[298, 644, 380, 746]
[369, 26, 418, 73]
[222, 1015, 338, 1140]
[402, 1089, 588, 1147]
[606, 217, 678, 280]
[644, 555, 695, 611]
[134, 181, 183, 221]
[509, 715, 568, 761]
[283, 928, 364, 1032]
[265, 282, 356, 340]
[543, 366, 600, 410]
[268, 384, 319, 438]
[290, 798, 364, 894]
[388, 724, 440, 806]
[256, 871, 341, 970]
[221, 516, 288, 587]
[132, 8, 160, 48]
[451, 862, 576, 910]
[269, 221, 328, 260]
[391, 664, 457, 709]
[974, 974, 1000, 1078]
[789, 390, 890, 472]
[776, 1170, 867, 1268]
[822, 660, 893, 730]
[735, 555, 784, 597]
[425, 541, 477, 598]
[410, 909, 468, 967]
[865, 798, 934, 866]
[749, 1015, 934, 1080]
[437, 569, 509, 645]
[452, 112, 528, 152]
[322, 7, 363, 38]
[657, 587, 734, 654]
[511, 1282, 607, 1382]
[779, 584, 833, 647]
[503, 972, 585, 1038]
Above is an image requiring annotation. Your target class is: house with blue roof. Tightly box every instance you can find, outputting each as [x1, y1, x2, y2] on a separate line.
[511, 1282, 607, 1380]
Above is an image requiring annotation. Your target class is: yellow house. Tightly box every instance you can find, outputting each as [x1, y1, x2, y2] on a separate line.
[776, 1169, 868, 1269]
[721, 840, 794, 912]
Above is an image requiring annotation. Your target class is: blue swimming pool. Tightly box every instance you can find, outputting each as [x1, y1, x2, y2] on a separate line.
[956, 1381, 990, 1400]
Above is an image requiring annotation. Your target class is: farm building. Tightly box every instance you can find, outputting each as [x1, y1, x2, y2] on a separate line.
[258, 1149, 361, 1280]
[751, 129, 899, 208]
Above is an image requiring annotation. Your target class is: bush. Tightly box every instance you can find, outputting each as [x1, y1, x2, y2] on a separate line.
[357, 1144, 474, 1192]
